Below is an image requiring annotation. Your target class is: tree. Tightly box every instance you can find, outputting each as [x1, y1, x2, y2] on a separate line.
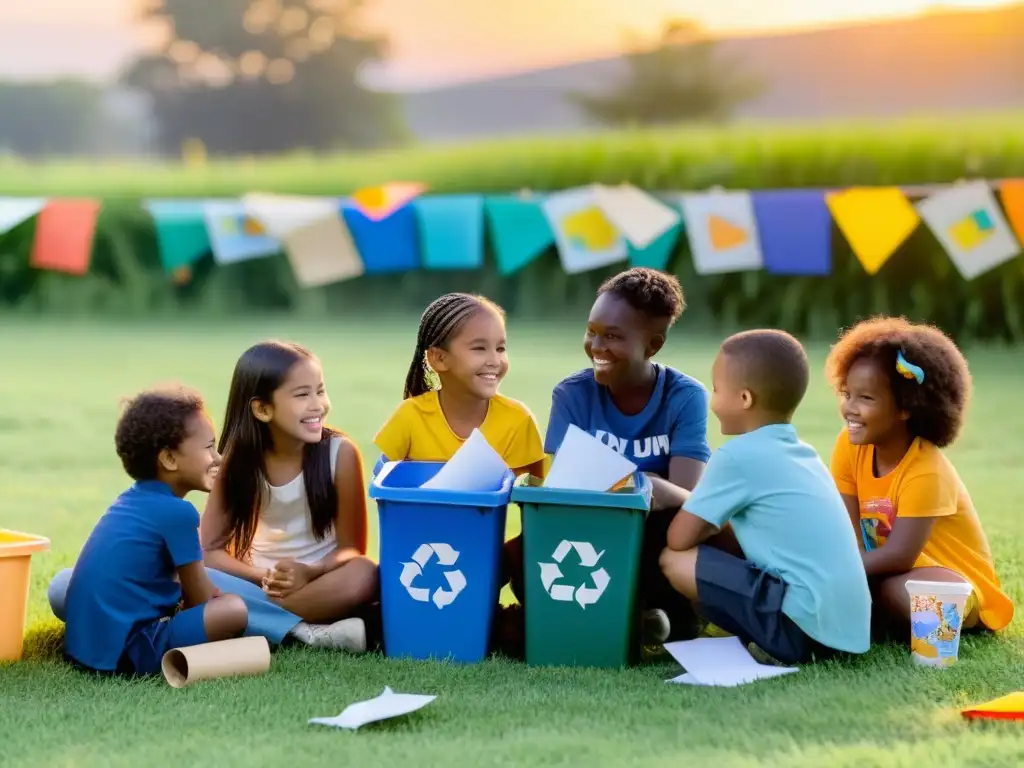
[570, 20, 762, 127]
[122, 0, 406, 156]
[0, 80, 106, 158]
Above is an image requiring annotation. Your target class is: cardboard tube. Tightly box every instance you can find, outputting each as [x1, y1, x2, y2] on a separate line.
[161, 636, 271, 688]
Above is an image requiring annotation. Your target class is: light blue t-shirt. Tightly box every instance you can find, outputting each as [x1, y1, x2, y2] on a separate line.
[544, 364, 711, 478]
[684, 423, 871, 654]
[64, 481, 204, 671]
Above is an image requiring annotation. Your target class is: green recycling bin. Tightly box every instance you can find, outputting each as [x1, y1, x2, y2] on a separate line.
[512, 472, 652, 669]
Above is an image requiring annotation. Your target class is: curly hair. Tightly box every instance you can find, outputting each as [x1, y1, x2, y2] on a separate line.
[825, 317, 972, 448]
[114, 386, 206, 481]
[597, 267, 685, 325]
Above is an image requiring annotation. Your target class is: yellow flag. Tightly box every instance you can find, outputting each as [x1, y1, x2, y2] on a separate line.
[826, 187, 920, 275]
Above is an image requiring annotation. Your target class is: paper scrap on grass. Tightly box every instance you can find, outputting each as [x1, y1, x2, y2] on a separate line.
[204, 200, 281, 264]
[243, 193, 363, 286]
[145, 199, 211, 273]
[998, 179, 1024, 246]
[544, 424, 637, 492]
[420, 429, 509, 492]
[29, 198, 102, 275]
[825, 187, 921, 275]
[349, 182, 427, 222]
[593, 183, 681, 250]
[752, 189, 832, 276]
[542, 186, 628, 274]
[308, 686, 436, 730]
[0, 197, 45, 235]
[415, 194, 485, 270]
[664, 636, 799, 688]
[484, 195, 554, 275]
[916, 181, 1020, 280]
[961, 691, 1024, 721]
[680, 191, 763, 275]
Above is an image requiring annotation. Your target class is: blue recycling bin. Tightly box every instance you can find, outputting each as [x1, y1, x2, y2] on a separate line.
[369, 460, 515, 663]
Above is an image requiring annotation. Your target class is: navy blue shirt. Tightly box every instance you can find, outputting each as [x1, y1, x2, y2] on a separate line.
[544, 364, 712, 478]
[64, 481, 203, 671]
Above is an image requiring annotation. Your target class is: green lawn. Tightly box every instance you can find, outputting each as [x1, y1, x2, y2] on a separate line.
[1, 318, 1022, 767]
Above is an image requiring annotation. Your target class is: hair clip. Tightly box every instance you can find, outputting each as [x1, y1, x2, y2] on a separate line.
[896, 349, 925, 384]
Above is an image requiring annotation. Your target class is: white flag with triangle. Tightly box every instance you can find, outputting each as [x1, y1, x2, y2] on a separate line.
[679, 191, 763, 275]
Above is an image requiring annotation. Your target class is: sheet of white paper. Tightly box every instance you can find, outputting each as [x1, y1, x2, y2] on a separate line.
[543, 424, 637, 492]
[594, 184, 680, 249]
[663, 636, 799, 687]
[308, 686, 436, 730]
[242, 192, 342, 239]
[419, 428, 509, 492]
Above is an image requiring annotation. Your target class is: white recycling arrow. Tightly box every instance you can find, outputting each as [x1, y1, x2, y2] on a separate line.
[400, 542, 467, 609]
[399, 561, 430, 602]
[432, 569, 467, 609]
[575, 567, 610, 608]
[538, 540, 611, 607]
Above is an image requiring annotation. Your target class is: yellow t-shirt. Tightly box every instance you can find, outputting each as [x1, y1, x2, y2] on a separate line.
[830, 429, 1014, 632]
[374, 390, 546, 476]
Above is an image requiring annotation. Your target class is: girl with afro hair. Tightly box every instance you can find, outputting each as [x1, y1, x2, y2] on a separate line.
[826, 316, 1013, 637]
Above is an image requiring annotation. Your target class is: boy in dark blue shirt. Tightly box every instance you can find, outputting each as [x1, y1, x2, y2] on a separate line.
[543, 268, 712, 643]
[63, 387, 248, 676]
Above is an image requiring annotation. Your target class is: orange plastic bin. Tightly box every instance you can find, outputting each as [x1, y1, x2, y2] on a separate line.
[0, 529, 51, 662]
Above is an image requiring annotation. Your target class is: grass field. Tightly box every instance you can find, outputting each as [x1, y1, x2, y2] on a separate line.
[1, 318, 1022, 768]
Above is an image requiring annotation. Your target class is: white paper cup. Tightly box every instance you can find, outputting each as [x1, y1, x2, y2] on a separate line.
[905, 579, 974, 667]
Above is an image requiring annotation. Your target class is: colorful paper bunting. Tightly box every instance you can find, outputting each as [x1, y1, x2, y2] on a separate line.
[916, 181, 1020, 280]
[593, 184, 681, 250]
[145, 199, 211, 273]
[542, 186, 628, 274]
[825, 187, 920, 275]
[244, 193, 364, 287]
[753, 189, 833, 276]
[204, 200, 280, 265]
[29, 199, 101, 275]
[341, 201, 420, 274]
[628, 220, 681, 271]
[484, 195, 553, 275]
[414, 195, 485, 270]
[349, 182, 427, 222]
[0, 197, 45, 235]
[998, 179, 1024, 247]
[680, 191, 763, 275]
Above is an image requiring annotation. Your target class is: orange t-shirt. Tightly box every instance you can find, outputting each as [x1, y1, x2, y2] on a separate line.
[830, 429, 1014, 632]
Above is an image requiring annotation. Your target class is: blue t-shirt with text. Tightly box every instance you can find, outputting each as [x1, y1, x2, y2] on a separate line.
[544, 364, 711, 478]
[64, 481, 204, 672]
[684, 424, 871, 655]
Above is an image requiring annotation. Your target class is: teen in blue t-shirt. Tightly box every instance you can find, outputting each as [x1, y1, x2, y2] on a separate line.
[63, 388, 249, 675]
[542, 268, 712, 643]
[660, 330, 871, 663]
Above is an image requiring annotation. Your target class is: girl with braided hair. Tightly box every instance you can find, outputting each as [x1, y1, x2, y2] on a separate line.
[374, 294, 545, 644]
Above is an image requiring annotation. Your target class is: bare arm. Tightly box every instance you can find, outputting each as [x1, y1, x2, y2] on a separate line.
[177, 560, 218, 609]
[666, 507, 719, 552]
[200, 476, 267, 585]
[862, 517, 936, 577]
[841, 494, 862, 542]
[646, 456, 704, 511]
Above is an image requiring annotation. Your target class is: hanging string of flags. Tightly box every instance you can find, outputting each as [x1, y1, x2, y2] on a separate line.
[2, 179, 1024, 286]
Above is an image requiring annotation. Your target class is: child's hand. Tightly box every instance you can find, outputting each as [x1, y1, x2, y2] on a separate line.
[262, 559, 314, 599]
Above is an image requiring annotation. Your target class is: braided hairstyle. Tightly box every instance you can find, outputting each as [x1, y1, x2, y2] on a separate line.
[403, 293, 505, 399]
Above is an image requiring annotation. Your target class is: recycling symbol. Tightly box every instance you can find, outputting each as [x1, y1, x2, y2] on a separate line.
[538, 540, 610, 609]
[399, 543, 467, 609]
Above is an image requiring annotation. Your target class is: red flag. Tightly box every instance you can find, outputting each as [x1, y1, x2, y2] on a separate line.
[29, 199, 102, 275]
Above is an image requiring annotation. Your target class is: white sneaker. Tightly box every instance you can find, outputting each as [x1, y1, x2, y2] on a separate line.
[291, 618, 366, 652]
[642, 609, 671, 644]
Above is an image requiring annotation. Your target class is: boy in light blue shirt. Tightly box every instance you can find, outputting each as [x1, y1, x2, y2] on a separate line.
[659, 329, 871, 663]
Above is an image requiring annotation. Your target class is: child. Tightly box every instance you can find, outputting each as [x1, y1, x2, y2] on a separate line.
[373, 293, 545, 650]
[825, 316, 1014, 636]
[61, 387, 249, 676]
[543, 267, 712, 642]
[659, 330, 871, 665]
[199, 340, 379, 652]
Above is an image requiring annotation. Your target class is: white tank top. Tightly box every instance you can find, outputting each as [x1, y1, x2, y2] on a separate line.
[249, 437, 341, 570]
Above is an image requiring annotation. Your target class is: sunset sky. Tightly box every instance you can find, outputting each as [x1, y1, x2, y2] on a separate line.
[0, 0, 1016, 87]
